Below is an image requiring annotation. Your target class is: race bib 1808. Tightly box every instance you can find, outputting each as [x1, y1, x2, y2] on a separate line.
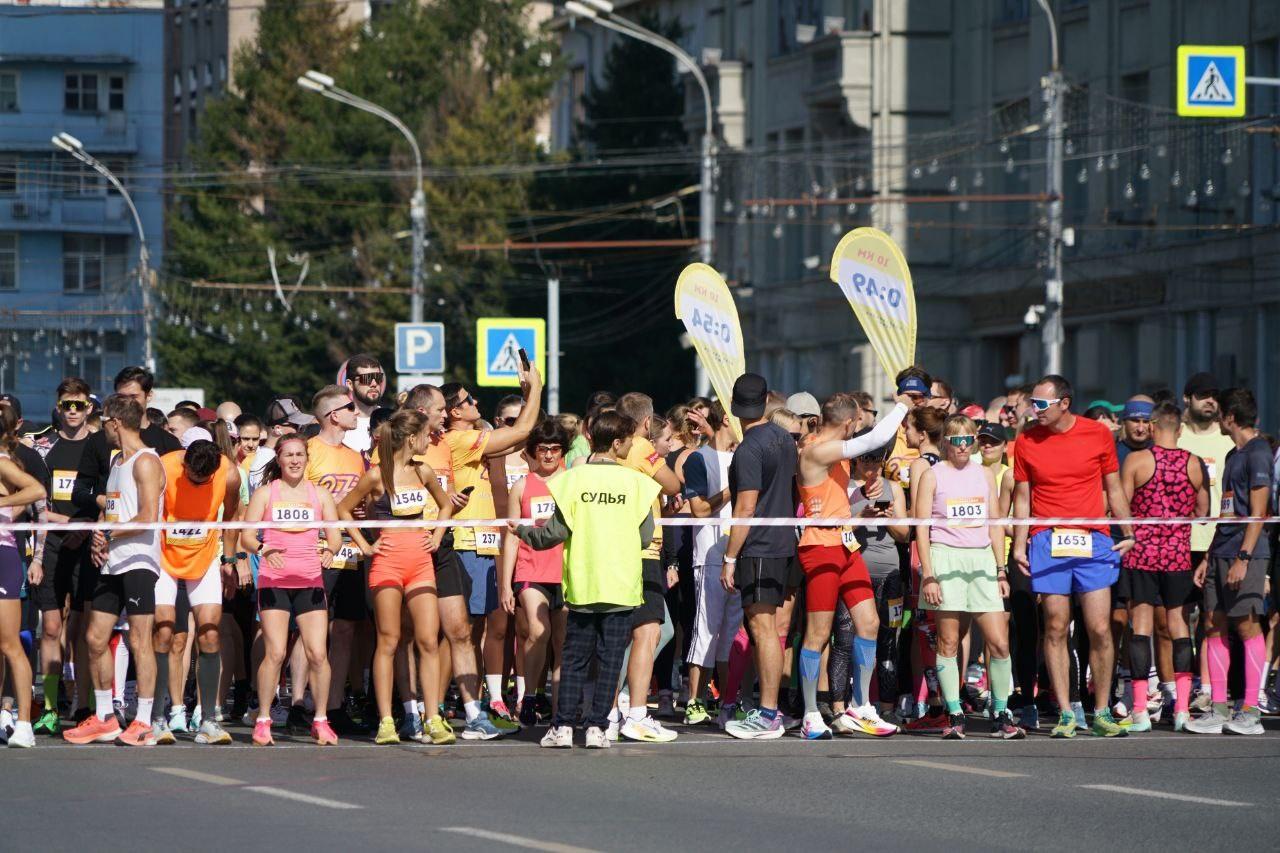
[1049, 528, 1092, 559]
[271, 502, 315, 532]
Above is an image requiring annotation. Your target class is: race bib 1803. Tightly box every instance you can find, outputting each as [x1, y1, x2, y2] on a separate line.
[1050, 528, 1092, 559]
[945, 497, 986, 528]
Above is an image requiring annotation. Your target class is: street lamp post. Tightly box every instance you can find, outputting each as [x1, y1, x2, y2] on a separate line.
[1035, 0, 1064, 376]
[52, 132, 155, 371]
[565, 0, 715, 397]
[298, 71, 427, 324]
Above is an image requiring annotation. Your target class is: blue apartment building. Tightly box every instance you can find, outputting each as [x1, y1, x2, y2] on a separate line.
[0, 1, 164, 423]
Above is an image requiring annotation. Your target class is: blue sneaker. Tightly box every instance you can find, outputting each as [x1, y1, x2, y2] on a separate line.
[460, 715, 503, 741]
[399, 713, 423, 742]
[725, 709, 785, 740]
[1017, 705, 1039, 731]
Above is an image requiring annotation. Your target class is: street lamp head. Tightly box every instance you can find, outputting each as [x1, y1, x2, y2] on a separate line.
[51, 132, 84, 153]
[303, 70, 335, 88]
[578, 0, 614, 12]
[297, 76, 326, 93]
[563, 2, 599, 20]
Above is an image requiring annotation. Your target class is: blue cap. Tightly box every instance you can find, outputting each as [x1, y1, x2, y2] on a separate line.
[1121, 400, 1154, 421]
[897, 377, 931, 397]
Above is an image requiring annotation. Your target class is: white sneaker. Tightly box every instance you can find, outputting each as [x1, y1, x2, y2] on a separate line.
[539, 725, 573, 748]
[6, 721, 34, 749]
[168, 707, 188, 735]
[620, 715, 678, 743]
[194, 720, 232, 745]
[606, 708, 621, 742]
[617, 688, 630, 716]
[584, 726, 610, 749]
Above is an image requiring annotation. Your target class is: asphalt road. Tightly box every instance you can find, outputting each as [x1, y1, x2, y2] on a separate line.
[8, 715, 1279, 852]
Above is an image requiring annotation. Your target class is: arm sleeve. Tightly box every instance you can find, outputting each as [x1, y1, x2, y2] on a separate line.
[682, 452, 709, 499]
[518, 505, 570, 550]
[639, 510, 656, 545]
[839, 402, 908, 459]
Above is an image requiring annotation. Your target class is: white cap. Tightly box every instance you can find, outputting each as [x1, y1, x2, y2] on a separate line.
[180, 426, 214, 448]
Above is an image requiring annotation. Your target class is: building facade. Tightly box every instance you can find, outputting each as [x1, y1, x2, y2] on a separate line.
[0, 1, 165, 420]
[551, 0, 1280, 426]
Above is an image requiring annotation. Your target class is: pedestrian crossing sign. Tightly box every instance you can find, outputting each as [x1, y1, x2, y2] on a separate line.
[476, 317, 545, 387]
[1177, 45, 1245, 117]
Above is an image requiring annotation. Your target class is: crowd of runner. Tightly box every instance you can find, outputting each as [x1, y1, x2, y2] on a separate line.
[0, 357, 1275, 749]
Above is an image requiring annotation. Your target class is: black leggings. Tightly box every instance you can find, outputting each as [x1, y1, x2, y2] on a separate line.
[829, 573, 901, 706]
[1006, 568, 1039, 709]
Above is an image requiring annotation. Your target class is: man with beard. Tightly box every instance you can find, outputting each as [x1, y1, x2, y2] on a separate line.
[343, 354, 387, 455]
[1116, 396, 1154, 465]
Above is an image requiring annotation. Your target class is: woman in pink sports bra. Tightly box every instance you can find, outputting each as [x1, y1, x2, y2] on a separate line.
[240, 435, 342, 746]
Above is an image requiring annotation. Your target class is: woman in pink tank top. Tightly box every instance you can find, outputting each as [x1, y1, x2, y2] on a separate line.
[914, 415, 1022, 739]
[240, 435, 342, 746]
[499, 420, 571, 720]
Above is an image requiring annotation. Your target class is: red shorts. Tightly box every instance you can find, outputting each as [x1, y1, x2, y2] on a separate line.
[368, 537, 435, 593]
[798, 544, 873, 612]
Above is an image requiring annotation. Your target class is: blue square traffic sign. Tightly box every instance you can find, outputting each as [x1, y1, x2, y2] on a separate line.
[395, 322, 445, 374]
[476, 318, 545, 387]
[1177, 45, 1245, 118]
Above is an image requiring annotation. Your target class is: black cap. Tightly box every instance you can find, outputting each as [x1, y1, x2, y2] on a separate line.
[730, 373, 768, 420]
[1183, 372, 1218, 398]
[0, 393, 20, 419]
[977, 422, 1008, 443]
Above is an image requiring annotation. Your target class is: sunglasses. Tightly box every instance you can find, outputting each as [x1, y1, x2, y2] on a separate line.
[946, 435, 976, 448]
[863, 408, 878, 419]
[452, 394, 477, 409]
[500, 416, 518, 427]
[352, 372, 384, 386]
[534, 444, 564, 456]
[323, 401, 356, 419]
[1029, 397, 1061, 411]
[58, 399, 91, 412]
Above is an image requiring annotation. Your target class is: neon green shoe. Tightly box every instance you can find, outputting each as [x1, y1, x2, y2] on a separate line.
[427, 715, 456, 745]
[1050, 711, 1076, 739]
[684, 699, 710, 726]
[375, 716, 400, 745]
[487, 710, 519, 734]
[1091, 708, 1128, 737]
[33, 708, 59, 736]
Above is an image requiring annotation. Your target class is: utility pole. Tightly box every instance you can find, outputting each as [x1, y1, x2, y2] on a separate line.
[1036, 0, 1064, 376]
[547, 276, 560, 415]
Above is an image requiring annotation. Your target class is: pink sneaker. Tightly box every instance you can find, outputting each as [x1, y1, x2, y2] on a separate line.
[311, 719, 338, 746]
[252, 719, 274, 746]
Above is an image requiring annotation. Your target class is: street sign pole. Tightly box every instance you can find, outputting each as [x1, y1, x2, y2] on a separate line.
[547, 277, 560, 415]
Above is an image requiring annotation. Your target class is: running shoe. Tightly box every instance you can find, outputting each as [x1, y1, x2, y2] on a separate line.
[1071, 701, 1088, 731]
[252, 719, 274, 746]
[832, 704, 899, 738]
[1090, 708, 1128, 738]
[326, 707, 361, 736]
[241, 701, 261, 728]
[461, 715, 502, 741]
[168, 707, 188, 736]
[194, 720, 232, 745]
[621, 715, 679, 743]
[1225, 707, 1264, 736]
[1126, 711, 1152, 733]
[605, 712, 621, 742]
[904, 710, 949, 734]
[190, 705, 203, 732]
[781, 713, 802, 732]
[286, 704, 311, 735]
[62, 715, 122, 745]
[816, 701, 836, 725]
[684, 698, 710, 726]
[725, 709, 785, 740]
[540, 725, 573, 748]
[152, 718, 175, 745]
[1189, 689, 1212, 713]
[33, 708, 59, 736]
[426, 715, 456, 745]
[0, 708, 13, 740]
[1256, 692, 1279, 716]
[990, 711, 1026, 739]
[1017, 705, 1039, 731]
[941, 713, 966, 740]
[799, 713, 832, 740]
[7, 723, 34, 749]
[117, 719, 155, 747]
[584, 726, 610, 749]
[311, 719, 339, 746]
[714, 703, 737, 731]
[518, 698, 539, 729]
[399, 713, 424, 743]
[486, 701, 520, 734]
[1173, 712, 1189, 732]
[1050, 711, 1077, 739]
[656, 691, 676, 719]
[375, 717, 400, 744]
[1184, 709, 1227, 734]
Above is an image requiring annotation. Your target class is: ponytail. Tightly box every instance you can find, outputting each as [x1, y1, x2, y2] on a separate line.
[377, 409, 427, 497]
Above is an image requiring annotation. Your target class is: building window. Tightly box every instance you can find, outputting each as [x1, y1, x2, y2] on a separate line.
[63, 234, 104, 293]
[0, 73, 16, 113]
[0, 155, 16, 195]
[173, 73, 182, 111]
[108, 75, 125, 111]
[0, 353, 15, 394]
[65, 73, 99, 112]
[204, 62, 213, 88]
[65, 354, 102, 391]
[188, 67, 198, 95]
[218, 57, 227, 83]
[0, 234, 16, 291]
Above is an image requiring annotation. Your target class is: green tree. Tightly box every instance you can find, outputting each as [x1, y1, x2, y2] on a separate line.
[160, 0, 557, 411]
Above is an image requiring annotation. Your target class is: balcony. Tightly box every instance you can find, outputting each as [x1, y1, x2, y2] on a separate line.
[0, 117, 139, 154]
[0, 194, 134, 233]
[804, 32, 873, 129]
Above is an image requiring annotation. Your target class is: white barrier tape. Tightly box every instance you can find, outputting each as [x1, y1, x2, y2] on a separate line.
[1, 516, 1275, 533]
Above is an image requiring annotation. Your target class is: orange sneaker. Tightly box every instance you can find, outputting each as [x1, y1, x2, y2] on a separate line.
[117, 719, 156, 747]
[63, 714, 122, 745]
[311, 719, 338, 746]
[252, 719, 274, 746]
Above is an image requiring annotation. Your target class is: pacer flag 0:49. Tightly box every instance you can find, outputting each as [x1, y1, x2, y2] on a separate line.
[674, 263, 745, 441]
[829, 227, 917, 381]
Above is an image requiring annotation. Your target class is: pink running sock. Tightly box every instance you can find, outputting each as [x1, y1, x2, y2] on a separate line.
[722, 628, 750, 706]
[1243, 634, 1266, 707]
[1174, 673, 1192, 714]
[1206, 634, 1230, 704]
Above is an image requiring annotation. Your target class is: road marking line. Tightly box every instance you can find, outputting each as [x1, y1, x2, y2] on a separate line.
[1077, 784, 1252, 807]
[440, 827, 601, 852]
[243, 785, 362, 810]
[892, 759, 1027, 779]
[149, 767, 243, 786]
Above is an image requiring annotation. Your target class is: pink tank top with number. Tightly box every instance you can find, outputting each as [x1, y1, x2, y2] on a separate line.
[929, 460, 991, 549]
[514, 472, 563, 584]
[260, 479, 324, 588]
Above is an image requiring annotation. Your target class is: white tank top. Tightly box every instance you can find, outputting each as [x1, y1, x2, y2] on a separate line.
[105, 447, 163, 576]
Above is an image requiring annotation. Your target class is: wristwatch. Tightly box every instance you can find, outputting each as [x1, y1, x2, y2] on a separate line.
[1236, 550, 1252, 562]
[219, 554, 236, 566]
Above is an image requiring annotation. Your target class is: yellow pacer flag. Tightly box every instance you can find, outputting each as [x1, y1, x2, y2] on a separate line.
[829, 227, 917, 381]
[674, 263, 745, 441]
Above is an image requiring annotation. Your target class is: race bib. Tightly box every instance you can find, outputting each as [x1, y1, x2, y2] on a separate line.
[437, 476, 449, 494]
[530, 497, 556, 521]
[840, 526, 860, 552]
[390, 488, 427, 517]
[104, 492, 121, 524]
[476, 529, 501, 555]
[506, 471, 525, 490]
[1219, 491, 1235, 519]
[52, 470, 76, 503]
[887, 596, 904, 628]
[330, 537, 361, 570]
[271, 502, 315, 532]
[1050, 528, 1092, 559]
[945, 497, 987, 528]
[166, 525, 210, 546]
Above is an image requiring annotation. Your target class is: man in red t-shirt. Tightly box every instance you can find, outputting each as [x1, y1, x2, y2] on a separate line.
[1012, 374, 1135, 739]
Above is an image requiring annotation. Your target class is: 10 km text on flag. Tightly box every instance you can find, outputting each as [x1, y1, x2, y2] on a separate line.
[674, 263, 745, 440]
[830, 228, 917, 381]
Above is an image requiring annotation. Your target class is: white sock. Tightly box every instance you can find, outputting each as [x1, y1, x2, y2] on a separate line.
[515, 675, 526, 705]
[608, 707, 620, 724]
[136, 698, 154, 724]
[485, 675, 503, 703]
[403, 700, 418, 718]
[464, 700, 482, 722]
[627, 705, 645, 723]
[257, 715, 272, 724]
[95, 690, 113, 721]
[14, 720, 31, 735]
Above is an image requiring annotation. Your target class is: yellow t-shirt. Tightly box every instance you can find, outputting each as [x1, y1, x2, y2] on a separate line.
[884, 426, 919, 490]
[621, 436, 665, 561]
[305, 437, 365, 502]
[1177, 427, 1236, 553]
[446, 428, 499, 554]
